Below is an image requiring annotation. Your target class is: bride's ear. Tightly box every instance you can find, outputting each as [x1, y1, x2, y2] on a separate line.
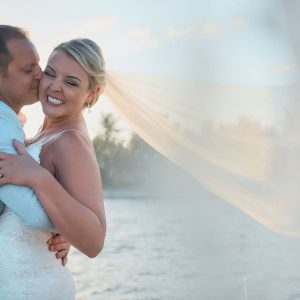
[86, 87, 101, 105]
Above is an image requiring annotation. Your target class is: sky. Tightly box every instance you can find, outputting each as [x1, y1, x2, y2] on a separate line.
[1, 0, 299, 138]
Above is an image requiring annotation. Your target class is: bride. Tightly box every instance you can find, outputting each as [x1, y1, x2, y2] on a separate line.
[0, 27, 106, 299]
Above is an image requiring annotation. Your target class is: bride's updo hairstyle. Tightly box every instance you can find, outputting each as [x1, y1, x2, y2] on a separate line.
[54, 38, 106, 107]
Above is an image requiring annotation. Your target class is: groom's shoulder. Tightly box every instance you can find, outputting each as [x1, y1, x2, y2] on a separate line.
[0, 101, 20, 125]
[0, 101, 24, 143]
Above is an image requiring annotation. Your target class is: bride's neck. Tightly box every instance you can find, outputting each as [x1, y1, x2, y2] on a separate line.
[41, 114, 85, 132]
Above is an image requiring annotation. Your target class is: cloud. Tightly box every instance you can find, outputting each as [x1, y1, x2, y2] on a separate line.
[69, 17, 160, 56]
[198, 22, 222, 38]
[232, 17, 245, 30]
[272, 63, 297, 73]
[165, 22, 222, 41]
[73, 16, 119, 36]
[166, 18, 245, 41]
[127, 29, 159, 49]
[166, 25, 193, 39]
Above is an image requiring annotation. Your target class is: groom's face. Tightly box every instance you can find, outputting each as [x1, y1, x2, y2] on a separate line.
[0, 38, 42, 112]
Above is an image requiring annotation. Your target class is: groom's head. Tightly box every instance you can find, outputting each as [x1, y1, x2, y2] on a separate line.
[0, 25, 42, 113]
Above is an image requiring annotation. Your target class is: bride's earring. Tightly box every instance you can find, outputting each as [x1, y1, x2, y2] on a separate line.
[87, 102, 91, 114]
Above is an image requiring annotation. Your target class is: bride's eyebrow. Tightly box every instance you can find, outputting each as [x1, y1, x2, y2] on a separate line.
[45, 66, 56, 73]
[65, 75, 81, 82]
[45, 65, 81, 82]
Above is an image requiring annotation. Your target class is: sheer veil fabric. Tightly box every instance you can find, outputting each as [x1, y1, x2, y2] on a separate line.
[103, 1, 300, 236]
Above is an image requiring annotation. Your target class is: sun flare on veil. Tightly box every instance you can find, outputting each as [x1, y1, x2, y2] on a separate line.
[103, 1, 300, 236]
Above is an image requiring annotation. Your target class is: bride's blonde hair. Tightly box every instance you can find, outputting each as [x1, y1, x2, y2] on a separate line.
[54, 38, 106, 107]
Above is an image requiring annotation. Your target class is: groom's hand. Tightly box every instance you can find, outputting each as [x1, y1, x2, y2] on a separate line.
[0, 139, 44, 187]
[47, 233, 71, 266]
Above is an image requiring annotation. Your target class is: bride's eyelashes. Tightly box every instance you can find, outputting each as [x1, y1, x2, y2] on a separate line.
[43, 70, 79, 87]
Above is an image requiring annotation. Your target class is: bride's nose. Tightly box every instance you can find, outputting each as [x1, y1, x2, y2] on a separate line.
[49, 79, 63, 92]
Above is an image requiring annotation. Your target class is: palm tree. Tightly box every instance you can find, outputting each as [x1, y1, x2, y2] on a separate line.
[101, 113, 121, 143]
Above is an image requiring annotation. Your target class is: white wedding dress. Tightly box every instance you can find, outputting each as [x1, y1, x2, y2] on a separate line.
[0, 141, 75, 299]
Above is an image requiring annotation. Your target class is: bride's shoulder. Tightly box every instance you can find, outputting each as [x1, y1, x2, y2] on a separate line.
[45, 129, 92, 159]
[44, 130, 97, 176]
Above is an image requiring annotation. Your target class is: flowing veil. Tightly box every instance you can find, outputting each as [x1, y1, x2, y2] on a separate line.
[103, 1, 300, 237]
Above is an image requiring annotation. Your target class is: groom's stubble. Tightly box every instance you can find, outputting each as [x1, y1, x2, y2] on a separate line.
[0, 37, 42, 114]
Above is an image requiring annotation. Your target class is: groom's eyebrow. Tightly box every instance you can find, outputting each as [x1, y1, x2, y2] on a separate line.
[21, 62, 39, 69]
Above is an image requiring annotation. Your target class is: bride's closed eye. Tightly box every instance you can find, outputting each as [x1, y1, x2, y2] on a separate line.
[43, 69, 78, 87]
[65, 80, 78, 87]
[43, 70, 55, 77]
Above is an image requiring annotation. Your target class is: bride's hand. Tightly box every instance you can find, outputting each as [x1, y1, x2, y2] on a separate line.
[0, 139, 47, 187]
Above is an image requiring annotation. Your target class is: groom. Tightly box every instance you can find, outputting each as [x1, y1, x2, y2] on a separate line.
[0, 25, 70, 265]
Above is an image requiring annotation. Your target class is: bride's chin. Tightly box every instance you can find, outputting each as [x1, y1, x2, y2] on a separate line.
[42, 107, 62, 118]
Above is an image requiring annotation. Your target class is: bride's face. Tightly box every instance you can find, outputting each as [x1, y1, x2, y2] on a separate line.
[39, 50, 93, 120]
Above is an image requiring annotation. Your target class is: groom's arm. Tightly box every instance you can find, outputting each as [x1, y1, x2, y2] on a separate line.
[0, 110, 56, 232]
[0, 180, 56, 231]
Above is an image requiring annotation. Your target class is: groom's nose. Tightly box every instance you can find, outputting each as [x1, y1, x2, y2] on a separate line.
[34, 65, 42, 80]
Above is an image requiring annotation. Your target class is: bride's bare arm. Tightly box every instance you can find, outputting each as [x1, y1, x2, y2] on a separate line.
[37, 133, 106, 258]
[0, 135, 106, 258]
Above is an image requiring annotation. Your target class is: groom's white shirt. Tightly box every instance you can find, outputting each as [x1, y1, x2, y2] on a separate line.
[0, 100, 56, 232]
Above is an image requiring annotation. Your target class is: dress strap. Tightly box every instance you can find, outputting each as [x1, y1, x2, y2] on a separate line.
[41, 129, 86, 146]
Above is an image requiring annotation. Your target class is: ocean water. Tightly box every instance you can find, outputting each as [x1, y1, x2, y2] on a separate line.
[68, 195, 300, 300]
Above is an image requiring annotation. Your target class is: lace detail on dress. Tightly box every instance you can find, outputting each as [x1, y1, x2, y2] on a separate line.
[0, 208, 76, 299]
[0, 141, 76, 299]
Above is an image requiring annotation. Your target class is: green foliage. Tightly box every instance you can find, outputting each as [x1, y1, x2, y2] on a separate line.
[93, 114, 163, 189]
[92, 113, 203, 197]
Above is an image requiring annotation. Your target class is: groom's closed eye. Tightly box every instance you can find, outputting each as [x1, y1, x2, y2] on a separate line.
[21, 62, 38, 74]
[23, 68, 33, 74]
[21, 66, 34, 74]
